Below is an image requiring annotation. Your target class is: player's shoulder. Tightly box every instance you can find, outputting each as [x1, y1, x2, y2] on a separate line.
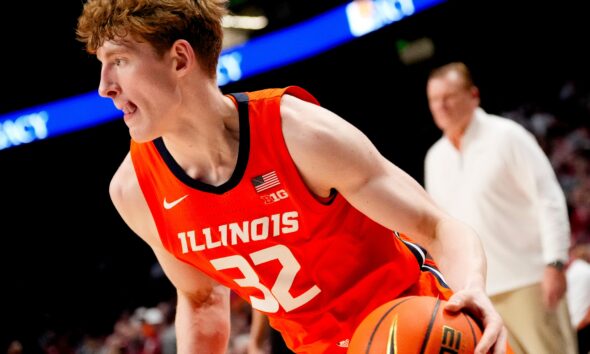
[109, 152, 156, 239]
[246, 85, 319, 105]
[279, 86, 321, 116]
[109, 152, 140, 208]
[280, 91, 322, 117]
[280, 88, 336, 132]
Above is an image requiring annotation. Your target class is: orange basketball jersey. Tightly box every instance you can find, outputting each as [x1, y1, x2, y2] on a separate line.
[130, 86, 447, 353]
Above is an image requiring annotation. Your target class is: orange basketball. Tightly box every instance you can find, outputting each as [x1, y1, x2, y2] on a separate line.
[348, 296, 483, 354]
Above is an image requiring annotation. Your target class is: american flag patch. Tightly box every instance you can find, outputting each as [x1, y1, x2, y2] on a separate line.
[251, 171, 280, 193]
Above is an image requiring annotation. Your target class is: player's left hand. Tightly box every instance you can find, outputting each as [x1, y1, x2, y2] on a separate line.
[444, 288, 508, 354]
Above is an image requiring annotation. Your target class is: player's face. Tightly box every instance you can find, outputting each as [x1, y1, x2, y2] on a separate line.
[426, 72, 479, 136]
[96, 36, 180, 142]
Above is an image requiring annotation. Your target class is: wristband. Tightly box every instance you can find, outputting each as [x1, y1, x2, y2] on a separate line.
[547, 260, 565, 271]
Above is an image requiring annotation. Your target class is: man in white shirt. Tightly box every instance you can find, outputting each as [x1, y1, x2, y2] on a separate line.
[424, 62, 577, 354]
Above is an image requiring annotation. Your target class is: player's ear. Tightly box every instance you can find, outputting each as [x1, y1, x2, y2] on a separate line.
[170, 39, 195, 75]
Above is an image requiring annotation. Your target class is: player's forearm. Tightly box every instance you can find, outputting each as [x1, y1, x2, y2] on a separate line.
[248, 310, 270, 353]
[432, 217, 487, 292]
[175, 290, 231, 354]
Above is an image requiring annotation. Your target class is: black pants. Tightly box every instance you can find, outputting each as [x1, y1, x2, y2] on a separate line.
[579, 324, 590, 354]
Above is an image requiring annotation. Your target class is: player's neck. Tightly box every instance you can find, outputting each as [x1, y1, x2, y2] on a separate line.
[161, 85, 240, 186]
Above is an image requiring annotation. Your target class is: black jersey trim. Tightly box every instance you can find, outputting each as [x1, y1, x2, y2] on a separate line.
[394, 231, 427, 269]
[393, 231, 450, 289]
[153, 92, 250, 194]
[422, 264, 450, 289]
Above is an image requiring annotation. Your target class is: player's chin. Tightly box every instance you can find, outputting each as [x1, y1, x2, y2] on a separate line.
[128, 126, 158, 143]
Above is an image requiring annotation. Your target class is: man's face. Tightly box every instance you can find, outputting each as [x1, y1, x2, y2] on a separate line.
[426, 71, 479, 135]
[96, 36, 179, 142]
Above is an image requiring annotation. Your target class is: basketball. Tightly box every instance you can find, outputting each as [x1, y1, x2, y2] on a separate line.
[348, 296, 482, 354]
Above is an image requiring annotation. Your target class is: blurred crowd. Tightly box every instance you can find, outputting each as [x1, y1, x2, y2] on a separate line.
[6, 292, 254, 354]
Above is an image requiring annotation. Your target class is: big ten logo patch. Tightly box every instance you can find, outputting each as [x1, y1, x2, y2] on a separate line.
[440, 325, 462, 354]
[260, 189, 289, 204]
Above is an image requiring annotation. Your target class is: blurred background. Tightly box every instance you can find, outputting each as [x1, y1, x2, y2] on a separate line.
[1, 0, 589, 352]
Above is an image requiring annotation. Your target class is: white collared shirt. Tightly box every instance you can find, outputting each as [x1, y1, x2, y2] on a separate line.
[425, 108, 571, 295]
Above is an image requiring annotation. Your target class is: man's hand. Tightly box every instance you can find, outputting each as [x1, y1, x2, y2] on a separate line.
[444, 288, 509, 354]
[542, 265, 567, 311]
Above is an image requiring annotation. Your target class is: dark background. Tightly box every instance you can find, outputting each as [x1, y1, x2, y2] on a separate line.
[1, 0, 588, 350]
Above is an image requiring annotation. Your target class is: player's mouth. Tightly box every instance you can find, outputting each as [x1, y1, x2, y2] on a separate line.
[121, 102, 138, 121]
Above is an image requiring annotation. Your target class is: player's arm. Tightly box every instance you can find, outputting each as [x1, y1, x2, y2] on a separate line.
[280, 95, 483, 289]
[109, 153, 231, 354]
[247, 309, 270, 354]
[279, 95, 506, 354]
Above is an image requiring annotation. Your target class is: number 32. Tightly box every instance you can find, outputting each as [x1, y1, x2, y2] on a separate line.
[210, 244, 321, 313]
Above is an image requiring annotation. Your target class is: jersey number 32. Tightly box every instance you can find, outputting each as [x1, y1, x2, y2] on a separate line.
[210, 244, 321, 313]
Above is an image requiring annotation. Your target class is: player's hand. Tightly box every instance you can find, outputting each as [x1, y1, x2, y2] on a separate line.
[444, 289, 508, 354]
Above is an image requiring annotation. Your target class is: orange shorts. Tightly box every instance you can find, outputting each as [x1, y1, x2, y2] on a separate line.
[399, 259, 454, 300]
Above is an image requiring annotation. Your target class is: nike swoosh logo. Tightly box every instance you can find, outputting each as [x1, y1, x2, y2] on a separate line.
[163, 194, 189, 209]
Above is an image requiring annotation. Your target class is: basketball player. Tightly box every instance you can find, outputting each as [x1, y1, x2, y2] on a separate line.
[76, 1, 508, 353]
